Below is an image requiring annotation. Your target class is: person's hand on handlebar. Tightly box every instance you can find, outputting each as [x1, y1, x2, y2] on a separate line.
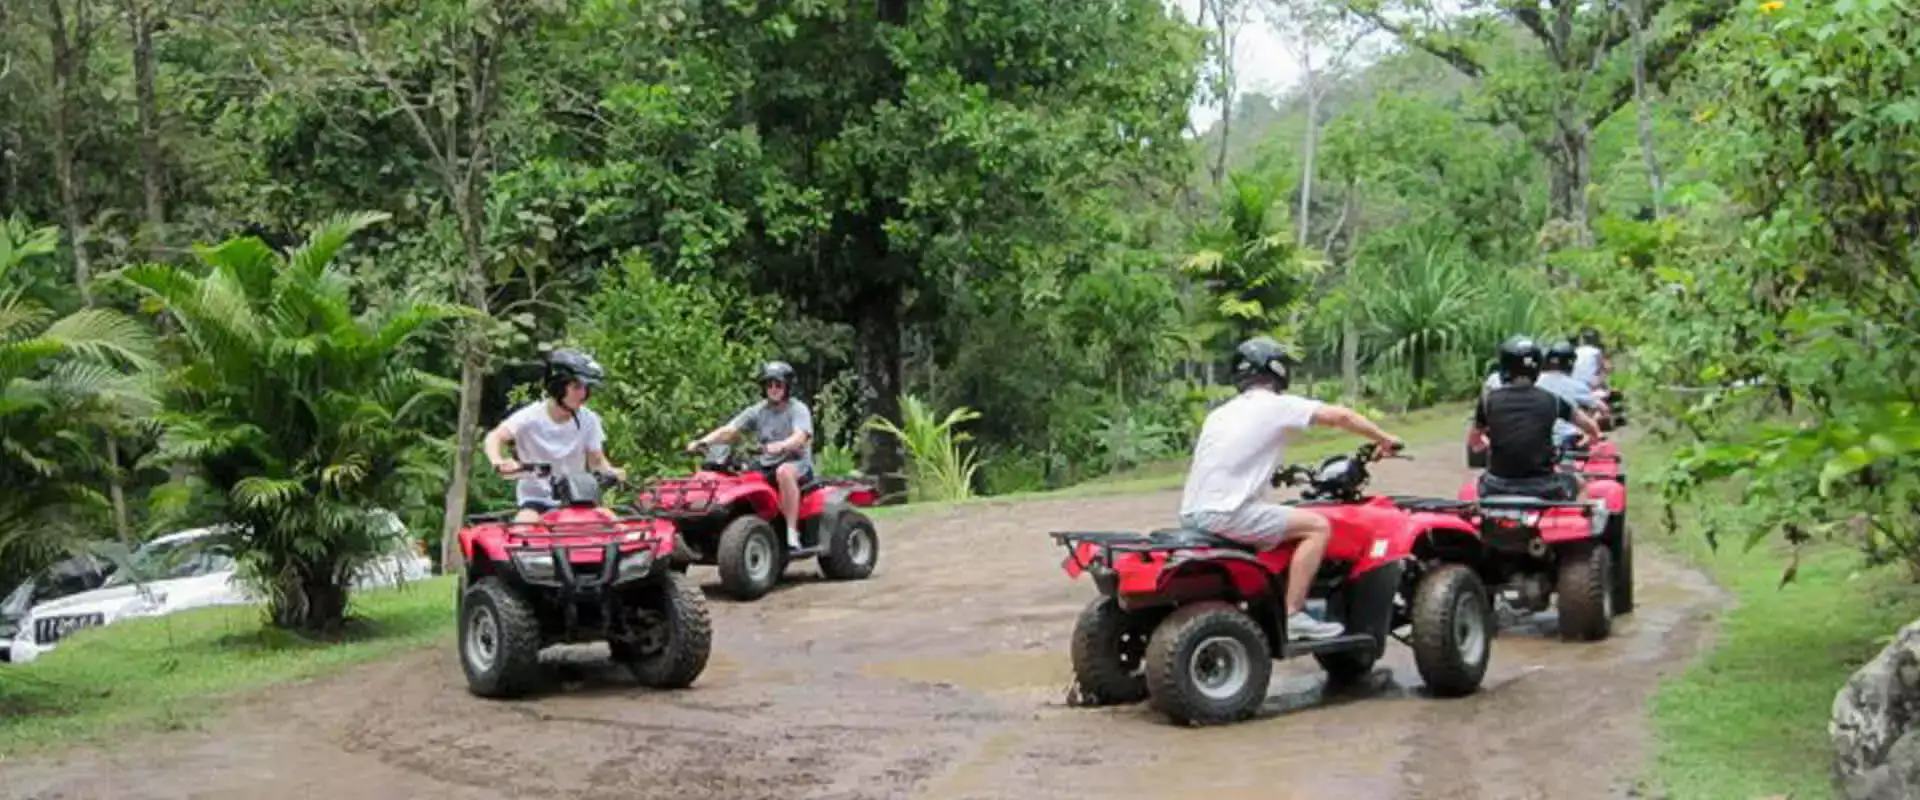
[494, 458, 522, 477]
[684, 439, 705, 455]
[1374, 436, 1406, 460]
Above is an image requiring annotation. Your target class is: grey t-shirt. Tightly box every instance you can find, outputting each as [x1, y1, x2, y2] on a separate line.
[1535, 371, 1596, 444]
[729, 399, 814, 471]
[501, 401, 606, 505]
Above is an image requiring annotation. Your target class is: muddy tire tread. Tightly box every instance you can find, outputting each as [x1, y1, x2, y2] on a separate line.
[1557, 541, 1613, 641]
[716, 515, 779, 600]
[1409, 564, 1491, 698]
[819, 510, 879, 581]
[460, 576, 542, 698]
[1143, 602, 1272, 727]
[1069, 597, 1154, 706]
[622, 572, 714, 689]
[1611, 520, 1636, 615]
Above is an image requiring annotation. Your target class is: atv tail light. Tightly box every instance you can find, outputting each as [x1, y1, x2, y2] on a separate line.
[511, 550, 559, 582]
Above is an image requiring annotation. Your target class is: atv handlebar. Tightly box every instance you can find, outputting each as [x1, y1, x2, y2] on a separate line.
[500, 462, 626, 489]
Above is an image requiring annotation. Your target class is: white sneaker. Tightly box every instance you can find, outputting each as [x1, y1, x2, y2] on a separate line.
[1287, 611, 1346, 641]
[787, 537, 803, 551]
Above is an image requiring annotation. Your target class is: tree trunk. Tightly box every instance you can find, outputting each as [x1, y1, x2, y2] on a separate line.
[1543, 122, 1593, 237]
[1297, 76, 1318, 247]
[47, 0, 131, 545]
[275, 564, 349, 636]
[1341, 316, 1359, 401]
[1627, 0, 1665, 219]
[856, 287, 907, 503]
[1206, 0, 1234, 190]
[128, 0, 166, 253]
[439, 190, 492, 572]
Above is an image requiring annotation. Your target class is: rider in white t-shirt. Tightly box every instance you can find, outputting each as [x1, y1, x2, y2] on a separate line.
[1571, 327, 1609, 388]
[483, 349, 626, 522]
[1177, 336, 1404, 641]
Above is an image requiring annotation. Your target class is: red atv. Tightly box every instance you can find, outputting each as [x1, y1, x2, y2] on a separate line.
[456, 463, 712, 698]
[634, 444, 881, 601]
[1454, 441, 1632, 642]
[1053, 442, 1495, 727]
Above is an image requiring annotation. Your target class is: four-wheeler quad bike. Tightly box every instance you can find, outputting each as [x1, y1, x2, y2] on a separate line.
[456, 463, 712, 698]
[633, 444, 881, 601]
[1452, 441, 1632, 643]
[1052, 442, 1496, 728]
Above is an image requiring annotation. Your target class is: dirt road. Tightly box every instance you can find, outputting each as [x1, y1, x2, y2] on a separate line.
[1, 440, 1724, 800]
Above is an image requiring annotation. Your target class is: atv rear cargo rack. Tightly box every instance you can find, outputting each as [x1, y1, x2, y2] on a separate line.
[633, 477, 724, 515]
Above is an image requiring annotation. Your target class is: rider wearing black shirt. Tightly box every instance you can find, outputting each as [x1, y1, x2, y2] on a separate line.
[1469, 336, 1603, 501]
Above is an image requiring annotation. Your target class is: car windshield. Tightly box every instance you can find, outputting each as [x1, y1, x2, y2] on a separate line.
[100, 537, 235, 587]
[1, 582, 31, 618]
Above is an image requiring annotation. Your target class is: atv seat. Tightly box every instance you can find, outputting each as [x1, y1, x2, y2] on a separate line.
[1146, 527, 1262, 553]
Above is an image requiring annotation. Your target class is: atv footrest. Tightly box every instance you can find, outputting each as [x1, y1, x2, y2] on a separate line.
[1281, 633, 1377, 660]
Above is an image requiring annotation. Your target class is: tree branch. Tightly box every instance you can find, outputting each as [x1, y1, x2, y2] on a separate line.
[1504, 3, 1561, 64]
[1344, 3, 1484, 78]
[1585, 0, 1737, 131]
[337, 13, 457, 194]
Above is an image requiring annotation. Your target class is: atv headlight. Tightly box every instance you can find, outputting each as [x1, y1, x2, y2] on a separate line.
[615, 551, 655, 583]
[511, 550, 559, 583]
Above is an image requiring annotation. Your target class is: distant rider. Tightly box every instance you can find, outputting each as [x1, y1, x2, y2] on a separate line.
[686, 361, 815, 551]
[1177, 336, 1405, 641]
[1538, 340, 1602, 448]
[1468, 337, 1603, 502]
[484, 349, 626, 522]
[1572, 327, 1610, 389]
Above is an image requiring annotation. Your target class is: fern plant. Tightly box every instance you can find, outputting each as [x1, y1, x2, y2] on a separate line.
[864, 394, 982, 503]
[121, 212, 471, 634]
[0, 215, 157, 592]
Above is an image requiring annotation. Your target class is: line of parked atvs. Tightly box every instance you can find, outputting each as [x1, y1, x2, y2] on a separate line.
[1055, 434, 1632, 727]
[452, 443, 881, 698]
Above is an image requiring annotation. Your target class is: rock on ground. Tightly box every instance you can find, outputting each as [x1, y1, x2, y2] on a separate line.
[1833, 618, 1920, 799]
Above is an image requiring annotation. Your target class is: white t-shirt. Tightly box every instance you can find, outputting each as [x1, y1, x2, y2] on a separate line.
[500, 401, 606, 505]
[1179, 389, 1324, 516]
[1572, 345, 1604, 386]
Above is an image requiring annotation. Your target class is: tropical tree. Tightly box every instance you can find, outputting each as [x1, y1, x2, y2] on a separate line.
[122, 212, 470, 634]
[0, 214, 156, 591]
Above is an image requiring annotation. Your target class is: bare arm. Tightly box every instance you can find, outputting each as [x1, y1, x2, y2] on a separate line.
[1309, 404, 1401, 448]
[766, 429, 812, 455]
[1571, 408, 1603, 442]
[687, 425, 743, 451]
[484, 424, 516, 472]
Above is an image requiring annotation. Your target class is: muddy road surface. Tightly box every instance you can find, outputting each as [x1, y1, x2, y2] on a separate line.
[2, 439, 1724, 800]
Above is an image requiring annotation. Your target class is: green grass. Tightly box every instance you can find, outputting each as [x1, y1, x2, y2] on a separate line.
[1633, 438, 1920, 800]
[0, 575, 456, 756]
[871, 400, 1472, 518]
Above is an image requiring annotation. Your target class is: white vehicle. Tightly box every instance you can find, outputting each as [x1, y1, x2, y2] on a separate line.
[9, 513, 430, 664]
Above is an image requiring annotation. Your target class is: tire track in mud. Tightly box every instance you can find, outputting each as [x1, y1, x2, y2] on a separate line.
[0, 436, 1726, 800]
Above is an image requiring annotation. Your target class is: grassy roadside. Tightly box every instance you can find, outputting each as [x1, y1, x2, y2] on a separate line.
[0, 576, 455, 757]
[0, 400, 1469, 757]
[1631, 438, 1920, 799]
[871, 400, 1472, 518]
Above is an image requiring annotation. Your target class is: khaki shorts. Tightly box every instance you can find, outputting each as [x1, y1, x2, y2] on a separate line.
[1178, 502, 1294, 550]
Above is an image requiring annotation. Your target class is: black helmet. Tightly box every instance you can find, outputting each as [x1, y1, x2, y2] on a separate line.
[1231, 336, 1293, 390]
[1578, 327, 1603, 347]
[1497, 335, 1543, 382]
[757, 360, 796, 387]
[544, 348, 605, 402]
[1543, 339, 1577, 372]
